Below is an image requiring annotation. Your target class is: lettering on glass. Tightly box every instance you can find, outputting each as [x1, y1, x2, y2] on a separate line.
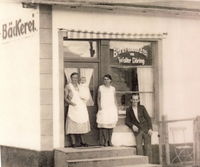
[110, 42, 152, 66]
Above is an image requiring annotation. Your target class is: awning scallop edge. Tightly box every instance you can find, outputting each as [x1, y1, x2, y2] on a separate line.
[61, 29, 167, 40]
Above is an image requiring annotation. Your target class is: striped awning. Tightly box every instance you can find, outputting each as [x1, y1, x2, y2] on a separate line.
[62, 29, 167, 40]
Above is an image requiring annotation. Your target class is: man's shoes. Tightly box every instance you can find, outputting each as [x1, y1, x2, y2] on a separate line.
[71, 143, 81, 147]
[108, 141, 113, 146]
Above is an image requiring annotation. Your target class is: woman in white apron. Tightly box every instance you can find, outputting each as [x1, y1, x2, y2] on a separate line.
[96, 74, 118, 146]
[65, 72, 90, 147]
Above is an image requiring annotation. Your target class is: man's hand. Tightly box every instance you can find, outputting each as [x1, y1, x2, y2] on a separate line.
[132, 125, 139, 132]
[148, 129, 153, 136]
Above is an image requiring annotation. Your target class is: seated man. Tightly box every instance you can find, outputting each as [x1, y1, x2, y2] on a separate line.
[125, 93, 153, 163]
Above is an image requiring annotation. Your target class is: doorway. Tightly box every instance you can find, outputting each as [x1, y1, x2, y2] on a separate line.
[64, 62, 99, 146]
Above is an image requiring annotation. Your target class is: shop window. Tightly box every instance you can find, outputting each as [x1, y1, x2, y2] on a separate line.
[63, 40, 98, 58]
[109, 41, 154, 117]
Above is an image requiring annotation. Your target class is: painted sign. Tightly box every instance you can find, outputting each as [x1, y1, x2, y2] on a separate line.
[0, 13, 37, 42]
[110, 42, 152, 66]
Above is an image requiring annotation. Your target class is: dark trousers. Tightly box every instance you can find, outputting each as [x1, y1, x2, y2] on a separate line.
[135, 130, 152, 163]
[69, 134, 86, 146]
[99, 128, 113, 146]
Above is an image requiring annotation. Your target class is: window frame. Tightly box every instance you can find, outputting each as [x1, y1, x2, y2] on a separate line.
[63, 39, 100, 62]
[108, 39, 157, 121]
[58, 30, 163, 148]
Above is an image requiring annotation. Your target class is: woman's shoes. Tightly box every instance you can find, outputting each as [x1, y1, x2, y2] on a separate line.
[71, 143, 81, 147]
[80, 143, 89, 147]
[100, 141, 113, 147]
[71, 143, 89, 147]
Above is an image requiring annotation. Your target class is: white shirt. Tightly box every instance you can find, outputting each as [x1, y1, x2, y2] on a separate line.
[132, 106, 139, 122]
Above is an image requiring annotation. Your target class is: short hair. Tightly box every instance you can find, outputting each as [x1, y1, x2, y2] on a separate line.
[131, 93, 140, 99]
[70, 72, 79, 78]
[103, 74, 112, 80]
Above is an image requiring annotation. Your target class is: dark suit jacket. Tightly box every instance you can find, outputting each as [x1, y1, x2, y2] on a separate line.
[125, 105, 152, 134]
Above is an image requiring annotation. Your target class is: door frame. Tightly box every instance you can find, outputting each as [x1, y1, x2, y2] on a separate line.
[57, 30, 164, 150]
[64, 62, 100, 146]
[58, 35, 101, 147]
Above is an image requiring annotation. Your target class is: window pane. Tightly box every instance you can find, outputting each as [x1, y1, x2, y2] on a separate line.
[116, 93, 132, 114]
[111, 67, 139, 91]
[110, 41, 152, 66]
[137, 67, 153, 92]
[63, 40, 97, 58]
[139, 93, 154, 117]
[111, 67, 153, 92]
[109, 41, 154, 117]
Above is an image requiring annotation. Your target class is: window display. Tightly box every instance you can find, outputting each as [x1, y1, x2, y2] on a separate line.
[110, 41, 154, 116]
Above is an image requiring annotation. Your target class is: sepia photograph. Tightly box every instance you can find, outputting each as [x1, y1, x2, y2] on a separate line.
[0, 0, 200, 167]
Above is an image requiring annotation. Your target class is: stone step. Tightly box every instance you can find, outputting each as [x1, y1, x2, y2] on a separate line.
[116, 164, 162, 167]
[67, 155, 149, 167]
[55, 146, 136, 160]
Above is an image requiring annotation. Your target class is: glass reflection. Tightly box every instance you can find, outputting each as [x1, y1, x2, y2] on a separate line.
[63, 41, 97, 58]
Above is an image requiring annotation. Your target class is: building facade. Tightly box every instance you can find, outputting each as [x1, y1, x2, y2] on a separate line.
[1, 0, 200, 166]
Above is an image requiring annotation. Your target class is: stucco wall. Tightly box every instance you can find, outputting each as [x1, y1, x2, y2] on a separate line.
[0, 3, 41, 150]
[52, 6, 200, 146]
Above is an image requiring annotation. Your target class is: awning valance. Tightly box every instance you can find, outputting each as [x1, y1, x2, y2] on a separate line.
[61, 29, 167, 40]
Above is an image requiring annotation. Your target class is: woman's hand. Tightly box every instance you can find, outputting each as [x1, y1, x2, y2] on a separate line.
[71, 103, 76, 106]
[69, 101, 76, 106]
[80, 97, 87, 103]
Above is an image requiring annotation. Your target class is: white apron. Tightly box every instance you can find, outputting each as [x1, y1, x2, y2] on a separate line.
[97, 85, 118, 125]
[67, 83, 89, 123]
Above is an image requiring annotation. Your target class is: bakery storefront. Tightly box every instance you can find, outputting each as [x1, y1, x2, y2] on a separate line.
[3, 1, 200, 167]
[60, 30, 163, 146]
[0, 2, 166, 166]
[0, 2, 165, 166]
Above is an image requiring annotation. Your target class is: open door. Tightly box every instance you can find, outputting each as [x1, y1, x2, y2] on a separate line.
[64, 62, 99, 146]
